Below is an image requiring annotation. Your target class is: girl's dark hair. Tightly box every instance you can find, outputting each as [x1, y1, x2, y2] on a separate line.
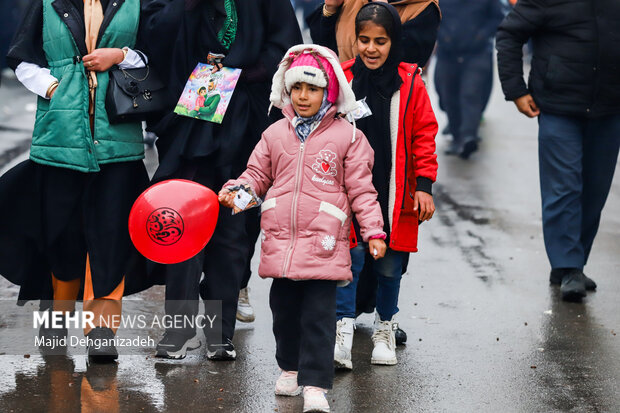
[355, 4, 395, 39]
[198, 86, 207, 93]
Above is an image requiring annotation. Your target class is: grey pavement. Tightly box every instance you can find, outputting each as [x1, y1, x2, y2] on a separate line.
[0, 73, 36, 171]
[0, 63, 618, 413]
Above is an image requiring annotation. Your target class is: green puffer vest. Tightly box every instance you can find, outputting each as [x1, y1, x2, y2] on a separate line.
[32, 0, 144, 173]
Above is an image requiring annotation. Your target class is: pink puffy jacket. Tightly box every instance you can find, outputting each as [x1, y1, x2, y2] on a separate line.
[223, 105, 385, 281]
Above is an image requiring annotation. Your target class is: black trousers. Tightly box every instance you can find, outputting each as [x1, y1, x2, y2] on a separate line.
[240, 207, 261, 289]
[434, 49, 494, 143]
[270, 278, 337, 389]
[161, 162, 249, 342]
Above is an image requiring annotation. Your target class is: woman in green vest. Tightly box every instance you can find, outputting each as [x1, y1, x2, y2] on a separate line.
[0, 0, 149, 362]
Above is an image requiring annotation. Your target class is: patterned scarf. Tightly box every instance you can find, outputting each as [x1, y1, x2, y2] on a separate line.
[218, 0, 237, 50]
[292, 95, 332, 143]
[204, 0, 238, 50]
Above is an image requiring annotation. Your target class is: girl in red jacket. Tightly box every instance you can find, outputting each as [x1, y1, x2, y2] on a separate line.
[219, 44, 387, 413]
[334, 2, 438, 370]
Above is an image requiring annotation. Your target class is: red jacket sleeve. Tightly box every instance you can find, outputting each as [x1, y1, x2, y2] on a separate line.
[410, 74, 438, 184]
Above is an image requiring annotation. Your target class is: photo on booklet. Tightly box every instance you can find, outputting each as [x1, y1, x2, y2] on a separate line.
[174, 62, 242, 124]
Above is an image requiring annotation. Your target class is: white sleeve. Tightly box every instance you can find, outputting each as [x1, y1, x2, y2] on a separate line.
[15, 62, 58, 99]
[118, 48, 148, 69]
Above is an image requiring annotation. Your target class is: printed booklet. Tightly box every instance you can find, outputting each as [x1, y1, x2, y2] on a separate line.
[174, 63, 242, 124]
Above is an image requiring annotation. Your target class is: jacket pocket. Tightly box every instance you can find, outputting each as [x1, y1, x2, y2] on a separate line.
[544, 55, 589, 93]
[389, 208, 419, 251]
[260, 196, 280, 235]
[310, 201, 347, 259]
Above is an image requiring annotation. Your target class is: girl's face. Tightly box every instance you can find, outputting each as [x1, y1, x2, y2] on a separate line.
[356, 21, 392, 70]
[199, 89, 207, 96]
[290, 82, 324, 117]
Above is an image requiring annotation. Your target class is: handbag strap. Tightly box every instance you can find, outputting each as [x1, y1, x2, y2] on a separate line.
[120, 66, 150, 82]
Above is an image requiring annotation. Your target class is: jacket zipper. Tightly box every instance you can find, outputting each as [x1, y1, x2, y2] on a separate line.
[400, 70, 416, 209]
[281, 140, 305, 277]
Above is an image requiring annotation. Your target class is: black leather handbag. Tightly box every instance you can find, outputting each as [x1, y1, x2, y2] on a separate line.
[106, 65, 166, 124]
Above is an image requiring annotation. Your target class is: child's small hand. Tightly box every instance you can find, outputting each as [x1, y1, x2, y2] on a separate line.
[218, 188, 236, 208]
[414, 191, 435, 221]
[211, 62, 223, 74]
[368, 239, 387, 260]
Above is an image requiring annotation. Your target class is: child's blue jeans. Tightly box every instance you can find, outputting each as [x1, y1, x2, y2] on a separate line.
[336, 244, 408, 322]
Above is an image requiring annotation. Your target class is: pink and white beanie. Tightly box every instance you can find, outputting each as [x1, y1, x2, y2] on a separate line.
[270, 44, 358, 115]
[284, 50, 339, 104]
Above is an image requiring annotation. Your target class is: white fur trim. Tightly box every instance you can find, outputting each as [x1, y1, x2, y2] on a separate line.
[319, 201, 348, 226]
[349, 81, 357, 143]
[261, 197, 277, 212]
[270, 44, 358, 114]
[284, 66, 327, 92]
[388, 90, 400, 232]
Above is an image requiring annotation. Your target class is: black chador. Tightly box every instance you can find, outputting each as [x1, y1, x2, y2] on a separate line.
[141, 0, 302, 350]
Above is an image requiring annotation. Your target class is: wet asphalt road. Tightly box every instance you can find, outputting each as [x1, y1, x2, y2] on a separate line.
[0, 62, 619, 413]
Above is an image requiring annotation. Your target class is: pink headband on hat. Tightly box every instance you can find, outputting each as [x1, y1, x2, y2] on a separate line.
[284, 49, 340, 104]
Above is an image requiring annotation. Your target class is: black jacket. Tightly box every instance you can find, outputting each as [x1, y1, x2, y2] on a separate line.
[496, 0, 620, 118]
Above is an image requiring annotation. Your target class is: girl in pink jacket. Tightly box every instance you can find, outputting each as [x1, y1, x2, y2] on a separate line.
[219, 44, 386, 413]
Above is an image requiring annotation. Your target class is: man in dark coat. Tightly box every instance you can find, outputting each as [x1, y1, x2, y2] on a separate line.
[496, 0, 620, 302]
[142, 0, 302, 359]
[434, 0, 504, 159]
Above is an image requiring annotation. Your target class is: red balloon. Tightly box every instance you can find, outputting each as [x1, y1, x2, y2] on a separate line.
[128, 179, 219, 264]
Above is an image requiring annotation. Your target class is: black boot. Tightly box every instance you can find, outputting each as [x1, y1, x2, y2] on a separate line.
[560, 269, 587, 302]
[38, 314, 68, 355]
[550, 268, 597, 291]
[444, 139, 460, 156]
[86, 327, 118, 363]
[459, 136, 479, 159]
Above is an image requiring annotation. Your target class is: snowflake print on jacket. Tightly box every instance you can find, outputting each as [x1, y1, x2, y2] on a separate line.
[321, 235, 336, 251]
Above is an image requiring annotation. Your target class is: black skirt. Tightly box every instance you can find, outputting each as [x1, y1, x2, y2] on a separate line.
[0, 159, 149, 302]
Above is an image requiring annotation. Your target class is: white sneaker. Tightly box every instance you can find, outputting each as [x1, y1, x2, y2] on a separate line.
[275, 370, 302, 396]
[334, 317, 354, 370]
[303, 386, 330, 412]
[371, 313, 397, 365]
[236, 287, 255, 322]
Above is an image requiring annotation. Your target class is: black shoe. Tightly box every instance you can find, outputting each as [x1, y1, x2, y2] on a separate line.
[444, 140, 460, 156]
[156, 330, 201, 359]
[38, 322, 68, 355]
[560, 269, 587, 302]
[86, 327, 118, 363]
[550, 268, 597, 291]
[206, 338, 236, 361]
[393, 323, 407, 346]
[459, 136, 478, 159]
